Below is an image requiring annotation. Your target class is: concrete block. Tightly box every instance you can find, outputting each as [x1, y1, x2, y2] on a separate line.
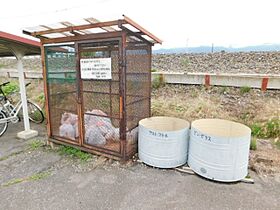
[17, 130, 38, 140]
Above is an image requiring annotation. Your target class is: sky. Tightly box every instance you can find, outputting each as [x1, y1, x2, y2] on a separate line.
[1, 0, 280, 49]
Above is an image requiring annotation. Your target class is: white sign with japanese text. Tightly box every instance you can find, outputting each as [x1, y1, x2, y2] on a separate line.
[80, 58, 112, 80]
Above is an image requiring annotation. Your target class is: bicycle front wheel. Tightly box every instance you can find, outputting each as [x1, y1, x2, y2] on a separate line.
[0, 110, 8, 136]
[27, 101, 44, 124]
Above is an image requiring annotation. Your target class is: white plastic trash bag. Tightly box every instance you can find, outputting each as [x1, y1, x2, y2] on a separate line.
[85, 126, 106, 146]
[59, 123, 75, 140]
[59, 112, 78, 140]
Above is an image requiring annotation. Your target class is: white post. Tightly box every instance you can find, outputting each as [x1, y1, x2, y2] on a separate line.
[15, 53, 38, 139]
[17, 55, 30, 131]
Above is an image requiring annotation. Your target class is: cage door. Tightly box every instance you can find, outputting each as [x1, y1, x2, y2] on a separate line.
[44, 44, 80, 144]
[78, 40, 122, 156]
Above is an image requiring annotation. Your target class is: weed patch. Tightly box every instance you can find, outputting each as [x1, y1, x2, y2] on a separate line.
[250, 137, 257, 150]
[250, 118, 280, 138]
[2, 171, 51, 187]
[1, 82, 19, 96]
[58, 145, 92, 161]
[240, 86, 251, 95]
[29, 139, 45, 150]
[152, 75, 165, 89]
[36, 92, 45, 105]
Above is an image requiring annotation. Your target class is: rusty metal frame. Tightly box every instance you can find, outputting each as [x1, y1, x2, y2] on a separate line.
[147, 45, 152, 117]
[120, 31, 127, 159]
[40, 44, 51, 137]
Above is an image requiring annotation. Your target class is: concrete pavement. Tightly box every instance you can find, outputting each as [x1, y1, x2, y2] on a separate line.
[0, 122, 279, 210]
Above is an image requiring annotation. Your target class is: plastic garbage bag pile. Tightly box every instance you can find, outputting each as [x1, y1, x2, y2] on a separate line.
[59, 109, 137, 146]
[59, 112, 78, 140]
[84, 109, 119, 146]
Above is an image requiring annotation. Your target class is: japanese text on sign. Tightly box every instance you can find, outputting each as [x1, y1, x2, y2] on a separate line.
[80, 58, 112, 79]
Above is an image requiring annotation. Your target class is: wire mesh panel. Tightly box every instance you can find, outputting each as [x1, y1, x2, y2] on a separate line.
[125, 42, 152, 157]
[79, 41, 122, 155]
[45, 45, 78, 142]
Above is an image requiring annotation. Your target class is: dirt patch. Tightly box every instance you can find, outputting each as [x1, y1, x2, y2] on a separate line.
[152, 84, 280, 124]
[250, 139, 280, 179]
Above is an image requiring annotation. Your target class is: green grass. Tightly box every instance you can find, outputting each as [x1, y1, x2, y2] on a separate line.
[152, 75, 165, 89]
[29, 139, 45, 150]
[2, 82, 19, 95]
[2, 171, 51, 187]
[250, 137, 257, 150]
[2, 178, 24, 187]
[29, 171, 50, 181]
[175, 105, 185, 112]
[58, 145, 92, 161]
[245, 174, 251, 179]
[151, 69, 157, 72]
[0, 63, 6, 69]
[240, 86, 251, 94]
[36, 92, 45, 104]
[250, 118, 280, 138]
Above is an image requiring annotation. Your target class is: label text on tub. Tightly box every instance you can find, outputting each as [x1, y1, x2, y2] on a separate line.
[193, 130, 211, 142]
[149, 130, 168, 138]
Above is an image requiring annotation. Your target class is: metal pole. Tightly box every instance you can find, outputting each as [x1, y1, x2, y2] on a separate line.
[17, 55, 31, 131]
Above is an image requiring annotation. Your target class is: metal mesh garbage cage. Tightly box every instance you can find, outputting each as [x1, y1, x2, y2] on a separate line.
[24, 15, 162, 160]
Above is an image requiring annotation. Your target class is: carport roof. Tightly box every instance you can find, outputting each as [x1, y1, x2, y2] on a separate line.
[0, 31, 41, 57]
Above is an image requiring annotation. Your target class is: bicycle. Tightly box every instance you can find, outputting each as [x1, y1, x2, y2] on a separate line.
[0, 81, 44, 136]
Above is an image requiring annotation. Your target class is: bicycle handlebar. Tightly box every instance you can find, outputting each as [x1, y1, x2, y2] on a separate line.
[0, 82, 31, 88]
[0, 81, 10, 87]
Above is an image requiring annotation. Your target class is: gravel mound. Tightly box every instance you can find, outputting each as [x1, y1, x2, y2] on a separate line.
[152, 52, 280, 74]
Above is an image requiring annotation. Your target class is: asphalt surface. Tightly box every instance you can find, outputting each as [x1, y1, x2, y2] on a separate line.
[0, 122, 279, 210]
